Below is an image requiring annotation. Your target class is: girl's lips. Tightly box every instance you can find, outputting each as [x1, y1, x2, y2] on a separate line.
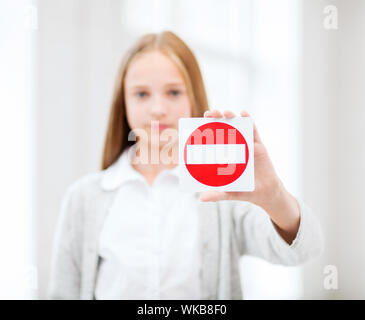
[150, 123, 170, 131]
[158, 124, 169, 130]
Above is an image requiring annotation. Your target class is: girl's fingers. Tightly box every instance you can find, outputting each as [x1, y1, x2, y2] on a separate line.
[204, 109, 236, 119]
[240, 109, 262, 144]
[204, 109, 223, 118]
[240, 110, 250, 117]
[223, 110, 236, 118]
[253, 124, 262, 144]
[204, 109, 263, 143]
[199, 190, 228, 202]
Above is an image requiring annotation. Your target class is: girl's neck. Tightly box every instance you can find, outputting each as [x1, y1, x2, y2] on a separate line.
[131, 142, 178, 185]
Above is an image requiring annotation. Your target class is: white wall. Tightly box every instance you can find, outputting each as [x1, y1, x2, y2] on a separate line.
[333, 0, 365, 299]
[301, 0, 365, 299]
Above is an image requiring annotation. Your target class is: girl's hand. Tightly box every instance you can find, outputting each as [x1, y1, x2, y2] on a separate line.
[200, 109, 280, 206]
[200, 109, 301, 244]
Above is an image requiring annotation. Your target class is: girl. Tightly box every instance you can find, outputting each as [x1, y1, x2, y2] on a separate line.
[48, 31, 323, 300]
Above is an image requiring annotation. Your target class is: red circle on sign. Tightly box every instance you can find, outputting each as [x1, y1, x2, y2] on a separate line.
[183, 122, 249, 187]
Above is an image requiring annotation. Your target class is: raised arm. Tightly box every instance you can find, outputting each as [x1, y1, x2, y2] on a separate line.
[201, 109, 324, 264]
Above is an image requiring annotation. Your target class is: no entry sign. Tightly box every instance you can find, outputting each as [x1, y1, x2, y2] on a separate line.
[179, 117, 255, 192]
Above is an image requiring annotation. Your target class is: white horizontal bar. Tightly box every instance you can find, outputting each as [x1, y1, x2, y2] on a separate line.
[186, 144, 246, 164]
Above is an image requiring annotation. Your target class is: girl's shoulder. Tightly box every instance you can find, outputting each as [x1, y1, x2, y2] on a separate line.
[60, 170, 115, 224]
[63, 170, 106, 204]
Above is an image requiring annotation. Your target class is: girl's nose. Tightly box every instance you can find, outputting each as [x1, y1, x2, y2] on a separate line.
[150, 98, 167, 119]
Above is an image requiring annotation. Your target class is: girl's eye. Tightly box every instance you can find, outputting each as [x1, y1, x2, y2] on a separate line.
[136, 91, 148, 98]
[169, 90, 180, 97]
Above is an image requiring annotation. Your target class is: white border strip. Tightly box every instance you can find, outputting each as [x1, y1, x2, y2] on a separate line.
[186, 144, 246, 164]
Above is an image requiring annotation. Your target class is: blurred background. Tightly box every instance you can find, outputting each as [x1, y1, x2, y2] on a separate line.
[0, 0, 364, 299]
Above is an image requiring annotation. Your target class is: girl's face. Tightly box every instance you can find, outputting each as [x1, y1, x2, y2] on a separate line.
[124, 50, 192, 149]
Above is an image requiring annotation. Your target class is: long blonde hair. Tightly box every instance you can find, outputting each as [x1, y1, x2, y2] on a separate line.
[101, 31, 209, 170]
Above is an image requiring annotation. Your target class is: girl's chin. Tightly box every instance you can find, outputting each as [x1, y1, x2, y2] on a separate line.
[137, 140, 176, 150]
[151, 141, 175, 150]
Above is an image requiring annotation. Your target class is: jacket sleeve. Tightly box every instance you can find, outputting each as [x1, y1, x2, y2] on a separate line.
[48, 183, 83, 299]
[231, 198, 324, 266]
